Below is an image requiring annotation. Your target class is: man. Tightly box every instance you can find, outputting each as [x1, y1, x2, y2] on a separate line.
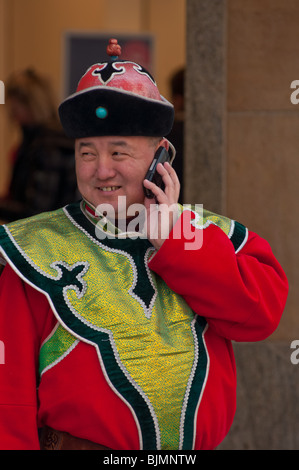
[0, 39, 288, 450]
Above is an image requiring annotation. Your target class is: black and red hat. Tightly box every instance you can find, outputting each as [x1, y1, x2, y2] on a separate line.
[59, 39, 174, 139]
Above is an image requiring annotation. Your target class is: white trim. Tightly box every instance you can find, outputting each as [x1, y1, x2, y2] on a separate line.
[40, 322, 59, 349]
[41, 339, 80, 376]
[192, 322, 210, 450]
[235, 227, 249, 254]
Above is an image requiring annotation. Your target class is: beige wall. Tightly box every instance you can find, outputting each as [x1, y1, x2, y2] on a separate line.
[0, 0, 186, 194]
[185, 0, 298, 341]
[226, 0, 299, 340]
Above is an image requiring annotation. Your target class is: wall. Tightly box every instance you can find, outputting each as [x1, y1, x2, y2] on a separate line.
[0, 0, 186, 194]
[186, 0, 298, 341]
[185, 0, 299, 448]
[226, 0, 299, 340]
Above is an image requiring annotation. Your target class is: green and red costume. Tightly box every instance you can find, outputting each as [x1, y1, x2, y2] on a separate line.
[0, 201, 288, 450]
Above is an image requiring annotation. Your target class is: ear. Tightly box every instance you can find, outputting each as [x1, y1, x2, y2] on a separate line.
[158, 137, 169, 151]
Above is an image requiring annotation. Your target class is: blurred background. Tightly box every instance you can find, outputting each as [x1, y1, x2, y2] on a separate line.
[0, 0, 186, 219]
[0, 0, 299, 449]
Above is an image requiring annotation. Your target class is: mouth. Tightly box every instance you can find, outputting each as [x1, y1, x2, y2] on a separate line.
[98, 186, 121, 192]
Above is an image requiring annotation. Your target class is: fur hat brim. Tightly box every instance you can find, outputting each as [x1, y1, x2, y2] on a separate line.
[58, 86, 174, 139]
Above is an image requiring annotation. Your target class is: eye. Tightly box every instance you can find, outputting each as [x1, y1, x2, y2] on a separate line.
[112, 151, 128, 159]
[80, 151, 96, 160]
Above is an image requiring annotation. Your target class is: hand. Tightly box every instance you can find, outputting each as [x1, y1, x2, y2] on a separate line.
[143, 162, 180, 250]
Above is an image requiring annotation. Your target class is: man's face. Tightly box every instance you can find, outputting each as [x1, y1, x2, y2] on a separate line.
[75, 135, 162, 218]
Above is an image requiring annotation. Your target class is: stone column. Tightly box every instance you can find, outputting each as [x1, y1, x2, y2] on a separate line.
[185, 0, 226, 214]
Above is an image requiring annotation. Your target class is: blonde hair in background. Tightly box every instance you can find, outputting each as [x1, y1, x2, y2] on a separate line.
[5, 68, 58, 126]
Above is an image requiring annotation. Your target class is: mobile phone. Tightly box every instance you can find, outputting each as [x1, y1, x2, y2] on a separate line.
[143, 147, 171, 198]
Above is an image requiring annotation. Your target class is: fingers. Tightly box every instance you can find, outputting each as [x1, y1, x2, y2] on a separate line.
[143, 162, 180, 250]
[163, 161, 180, 197]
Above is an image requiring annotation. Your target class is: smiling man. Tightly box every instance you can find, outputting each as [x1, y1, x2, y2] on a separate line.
[75, 135, 179, 249]
[75, 136, 171, 213]
[0, 39, 288, 451]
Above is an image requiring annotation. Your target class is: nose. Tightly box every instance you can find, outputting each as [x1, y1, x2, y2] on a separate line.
[95, 155, 117, 180]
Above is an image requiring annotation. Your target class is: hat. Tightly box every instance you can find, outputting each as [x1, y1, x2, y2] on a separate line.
[59, 39, 174, 139]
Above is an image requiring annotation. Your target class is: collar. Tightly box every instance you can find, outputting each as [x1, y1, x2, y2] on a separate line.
[81, 199, 143, 237]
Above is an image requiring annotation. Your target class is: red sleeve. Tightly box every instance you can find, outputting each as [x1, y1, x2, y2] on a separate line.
[148, 211, 289, 342]
[0, 264, 54, 449]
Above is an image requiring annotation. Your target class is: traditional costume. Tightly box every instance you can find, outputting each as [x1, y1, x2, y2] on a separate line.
[0, 40, 288, 450]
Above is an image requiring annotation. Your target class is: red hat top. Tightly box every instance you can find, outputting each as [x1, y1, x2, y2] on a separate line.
[59, 38, 174, 138]
[76, 39, 161, 101]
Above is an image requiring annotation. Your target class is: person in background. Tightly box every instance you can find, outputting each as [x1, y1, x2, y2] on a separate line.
[0, 69, 78, 222]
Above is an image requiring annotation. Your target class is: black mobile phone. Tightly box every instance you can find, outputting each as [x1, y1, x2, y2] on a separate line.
[143, 147, 170, 198]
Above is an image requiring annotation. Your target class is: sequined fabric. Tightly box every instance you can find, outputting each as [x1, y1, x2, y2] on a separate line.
[1, 202, 211, 449]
